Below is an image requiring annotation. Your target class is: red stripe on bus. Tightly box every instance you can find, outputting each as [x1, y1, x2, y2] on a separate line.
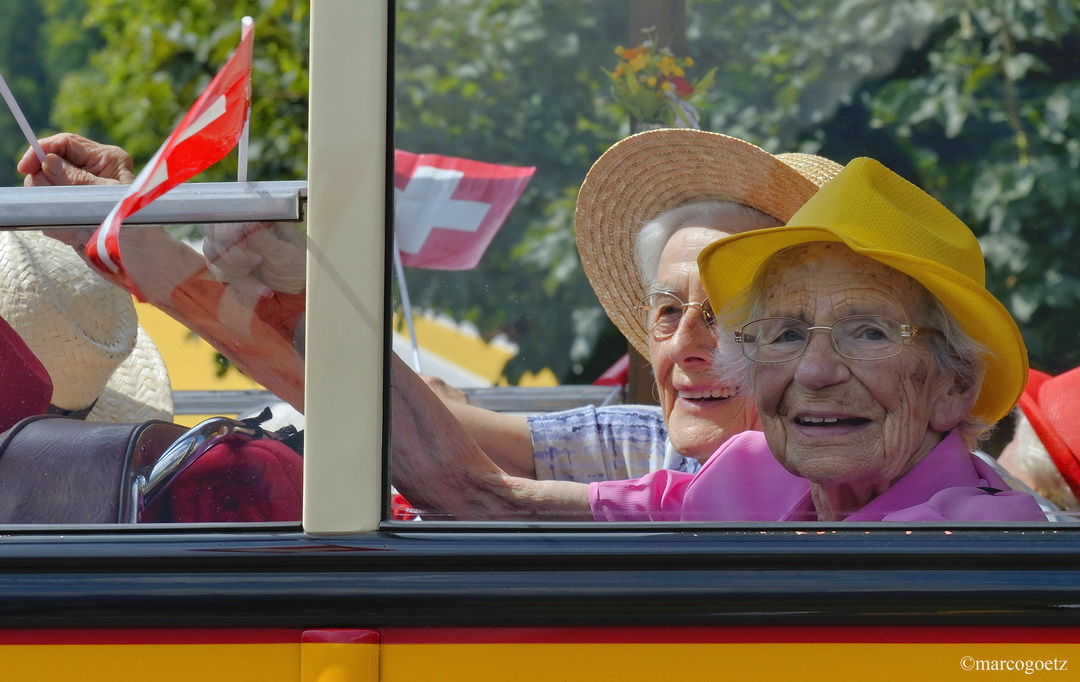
[0, 628, 299, 646]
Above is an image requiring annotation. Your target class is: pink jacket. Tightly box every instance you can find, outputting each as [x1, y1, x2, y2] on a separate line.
[590, 430, 1047, 522]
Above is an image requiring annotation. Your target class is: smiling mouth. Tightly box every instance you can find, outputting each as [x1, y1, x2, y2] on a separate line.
[677, 388, 737, 402]
[794, 416, 870, 427]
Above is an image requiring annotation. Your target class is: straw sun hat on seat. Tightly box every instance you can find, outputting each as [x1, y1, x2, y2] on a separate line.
[0, 230, 173, 423]
[574, 128, 842, 358]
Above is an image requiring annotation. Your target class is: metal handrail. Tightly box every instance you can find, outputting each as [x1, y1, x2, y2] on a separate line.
[0, 180, 306, 228]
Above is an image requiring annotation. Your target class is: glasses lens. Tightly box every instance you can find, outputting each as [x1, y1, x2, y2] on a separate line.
[832, 316, 905, 359]
[740, 318, 808, 362]
[640, 293, 684, 339]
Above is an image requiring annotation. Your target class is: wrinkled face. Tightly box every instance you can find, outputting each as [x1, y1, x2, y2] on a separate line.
[648, 227, 758, 461]
[751, 243, 971, 490]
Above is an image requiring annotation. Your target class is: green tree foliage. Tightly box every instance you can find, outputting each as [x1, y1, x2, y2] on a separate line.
[0, 0, 54, 186]
[685, 0, 1080, 375]
[13, 0, 1080, 382]
[394, 0, 631, 382]
[50, 0, 308, 181]
[851, 0, 1080, 374]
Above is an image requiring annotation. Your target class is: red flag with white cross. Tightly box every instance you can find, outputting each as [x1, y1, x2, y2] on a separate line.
[394, 150, 535, 270]
[87, 17, 255, 292]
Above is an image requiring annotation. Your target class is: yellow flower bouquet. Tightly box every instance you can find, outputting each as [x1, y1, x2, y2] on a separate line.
[603, 32, 716, 128]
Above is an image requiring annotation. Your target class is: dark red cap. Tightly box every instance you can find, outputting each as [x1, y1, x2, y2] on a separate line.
[0, 316, 52, 432]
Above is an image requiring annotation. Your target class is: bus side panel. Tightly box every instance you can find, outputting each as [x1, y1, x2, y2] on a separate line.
[0, 629, 379, 682]
[379, 626, 1080, 681]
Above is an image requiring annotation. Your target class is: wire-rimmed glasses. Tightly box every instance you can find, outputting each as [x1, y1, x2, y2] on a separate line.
[733, 315, 939, 363]
[635, 292, 716, 341]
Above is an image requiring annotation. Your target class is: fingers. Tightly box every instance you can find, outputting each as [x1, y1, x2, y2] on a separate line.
[16, 146, 44, 175]
[18, 133, 135, 186]
[203, 223, 307, 294]
[204, 223, 266, 280]
[421, 375, 470, 404]
[245, 227, 306, 294]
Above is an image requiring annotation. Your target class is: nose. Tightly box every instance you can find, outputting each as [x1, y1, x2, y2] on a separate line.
[666, 306, 715, 366]
[793, 329, 850, 389]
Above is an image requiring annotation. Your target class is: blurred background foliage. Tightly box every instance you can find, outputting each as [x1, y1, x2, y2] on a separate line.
[2, 0, 1080, 381]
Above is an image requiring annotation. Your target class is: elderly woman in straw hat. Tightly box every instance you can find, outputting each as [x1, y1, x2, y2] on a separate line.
[392, 157, 1047, 522]
[417, 129, 841, 484]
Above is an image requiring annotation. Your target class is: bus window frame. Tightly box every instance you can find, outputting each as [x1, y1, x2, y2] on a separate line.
[0, 2, 1079, 634]
[302, 0, 390, 534]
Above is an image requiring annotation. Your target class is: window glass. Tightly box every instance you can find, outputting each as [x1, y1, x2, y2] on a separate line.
[388, 0, 1080, 525]
[0, 3, 313, 528]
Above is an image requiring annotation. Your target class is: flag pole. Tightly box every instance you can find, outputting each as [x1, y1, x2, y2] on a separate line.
[0, 73, 45, 163]
[237, 16, 253, 183]
[392, 234, 423, 372]
[237, 117, 251, 183]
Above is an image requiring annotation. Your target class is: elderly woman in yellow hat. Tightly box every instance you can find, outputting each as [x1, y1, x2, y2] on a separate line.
[392, 157, 1047, 522]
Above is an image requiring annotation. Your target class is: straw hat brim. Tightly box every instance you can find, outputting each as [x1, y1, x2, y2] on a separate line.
[574, 129, 842, 357]
[90, 325, 174, 423]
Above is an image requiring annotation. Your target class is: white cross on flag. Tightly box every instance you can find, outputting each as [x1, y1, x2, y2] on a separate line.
[394, 150, 535, 270]
[87, 17, 255, 291]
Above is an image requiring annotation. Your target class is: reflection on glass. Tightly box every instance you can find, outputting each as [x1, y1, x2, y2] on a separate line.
[390, 2, 1080, 525]
[0, 198, 306, 525]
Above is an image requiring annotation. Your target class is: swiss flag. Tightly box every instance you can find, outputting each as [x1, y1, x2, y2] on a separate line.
[394, 150, 535, 270]
[87, 17, 255, 291]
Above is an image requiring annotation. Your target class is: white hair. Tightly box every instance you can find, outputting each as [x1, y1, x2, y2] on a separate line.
[634, 201, 781, 286]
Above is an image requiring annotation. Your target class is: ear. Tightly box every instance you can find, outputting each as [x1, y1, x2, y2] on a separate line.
[928, 370, 979, 433]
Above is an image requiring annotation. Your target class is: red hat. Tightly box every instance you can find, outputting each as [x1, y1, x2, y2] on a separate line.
[0, 316, 52, 432]
[1017, 367, 1080, 500]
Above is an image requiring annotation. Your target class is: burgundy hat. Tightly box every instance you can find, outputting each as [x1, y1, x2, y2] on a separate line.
[0, 315, 52, 432]
[1017, 367, 1080, 500]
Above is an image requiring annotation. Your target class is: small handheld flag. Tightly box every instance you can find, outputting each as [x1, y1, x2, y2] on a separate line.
[394, 150, 534, 270]
[87, 17, 255, 291]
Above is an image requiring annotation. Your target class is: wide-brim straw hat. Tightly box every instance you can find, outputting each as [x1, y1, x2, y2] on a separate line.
[0, 230, 173, 423]
[574, 128, 843, 357]
[1017, 367, 1080, 501]
[698, 157, 1027, 424]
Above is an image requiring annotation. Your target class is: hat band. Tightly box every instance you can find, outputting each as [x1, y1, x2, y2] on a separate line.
[47, 401, 97, 421]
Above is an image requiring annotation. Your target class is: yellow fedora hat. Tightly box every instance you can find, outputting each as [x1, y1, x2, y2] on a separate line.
[697, 156, 1027, 424]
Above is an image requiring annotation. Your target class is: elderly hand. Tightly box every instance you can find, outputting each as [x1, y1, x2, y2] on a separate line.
[202, 222, 307, 295]
[17, 133, 137, 250]
[420, 374, 470, 404]
[18, 133, 136, 187]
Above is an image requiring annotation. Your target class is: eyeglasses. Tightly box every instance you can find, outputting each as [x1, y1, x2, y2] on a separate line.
[635, 292, 715, 341]
[733, 315, 939, 363]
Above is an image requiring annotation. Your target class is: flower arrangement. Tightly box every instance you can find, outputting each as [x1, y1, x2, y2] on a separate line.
[603, 30, 716, 128]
